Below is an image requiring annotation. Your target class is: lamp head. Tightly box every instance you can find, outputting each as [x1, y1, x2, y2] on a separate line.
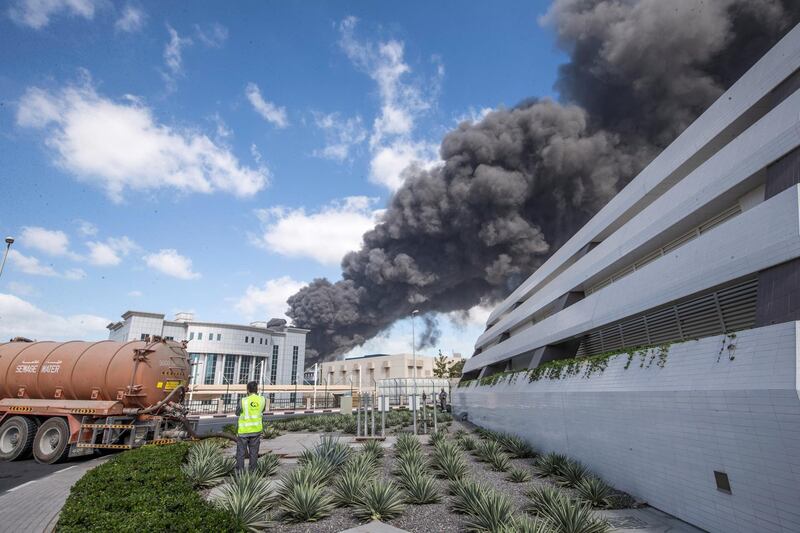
[5, 237, 14, 245]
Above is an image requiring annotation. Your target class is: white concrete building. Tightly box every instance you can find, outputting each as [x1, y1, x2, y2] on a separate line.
[107, 311, 309, 405]
[314, 352, 462, 392]
[455, 24, 800, 533]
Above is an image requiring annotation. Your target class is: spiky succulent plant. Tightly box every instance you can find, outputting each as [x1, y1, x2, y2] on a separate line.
[182, 453, 235, 488]
[353, 480, 406, 521]
[538, 498, 610, 533]
[555, 459, 589, 488]
[463, 490, 515, 533]
[215, 471, 272, 532]
[533, 452, 569, 478]
[279, 480, 335, 523]
[507, 468, 532, 483]
[574, 477, 613, 509]
[402, 472, 441, 505]
[255, 452, 280, 478]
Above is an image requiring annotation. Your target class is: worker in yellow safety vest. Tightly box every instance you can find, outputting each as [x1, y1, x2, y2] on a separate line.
[235, 380, 266, 472]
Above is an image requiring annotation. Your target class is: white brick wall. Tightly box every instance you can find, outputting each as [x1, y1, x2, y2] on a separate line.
[454, 322, 800, 533]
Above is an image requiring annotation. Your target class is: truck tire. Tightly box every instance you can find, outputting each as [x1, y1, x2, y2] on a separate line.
[33, 417, 71, 464]
[0, 416, 38, 461]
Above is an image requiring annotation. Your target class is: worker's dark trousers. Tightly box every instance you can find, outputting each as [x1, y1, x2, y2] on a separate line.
[236, 435, 261, 473]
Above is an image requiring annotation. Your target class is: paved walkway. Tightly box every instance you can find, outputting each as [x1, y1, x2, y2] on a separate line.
[0, 457, 107, 533]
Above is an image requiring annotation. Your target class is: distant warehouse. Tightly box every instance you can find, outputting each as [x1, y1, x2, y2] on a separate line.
[107, 311, 308, 405]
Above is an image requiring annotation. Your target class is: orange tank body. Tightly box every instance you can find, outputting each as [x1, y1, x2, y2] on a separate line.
[0, 340, 190, 410]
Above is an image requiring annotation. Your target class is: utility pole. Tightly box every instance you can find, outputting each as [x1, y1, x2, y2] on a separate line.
[411, 309, 419, 435]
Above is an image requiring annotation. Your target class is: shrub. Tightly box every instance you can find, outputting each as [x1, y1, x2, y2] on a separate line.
[279, 481, 335, 522]
[454, 429, 468, 439]
[261, 425, 281, 439]
[538, 498, 610, 533]
[223, 423, 237, 436]
[458, 435, 477, 451]
[402, 472, 441, 504]
[216, 471, 272, 532]
[182, 452, 235, 488]
[507, 468, 532, 483]
[474, 439, 503, 462]
[463, 490, 514, 533]
[395, 457, 429, 487]
[498, 434, 535, 458]
[499, 514, 553, 533]
[57, 444, 242, 532]
[347, 452, 379, 478]
[525, 485, 569, 517]
[276, 463, 330, 498]
[255, 452, 280, 478]
[574, 477, 613, 509]
[450, 479, 488, 515]
[361, 439, 384, 463]
[333, 466, 371, 506]
[429, 429, 447, 447]
[534, 452, 568, 478]
[433, 450, 469, 481]
[395, 433, 422, 456]
[189, 439, 225, 461]
[342, 417, 358, 434]
[555, 459, 589, 488]
[353, 480, 406, 521]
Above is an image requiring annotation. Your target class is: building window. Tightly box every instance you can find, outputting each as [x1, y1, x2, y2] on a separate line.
[189, 354, 200, 384]
[269, 392, 275, 403]
[223, 355, 236, 386]
[204, 355, 217, 385]
[165, 336, 174, 341]
[270, 345, 279, 385]
[254, 357, 262, 385]
[290, 392, 296, 405]
[260, 338, 263, 345]
[291, 346, 299, 385]
[140, 333, 148, 340]
[245, 336, 249, 343]
[239, 356, 252, 384]
[251, 337, 255, 344]
[217, 333, 221, 341]
[197, 332, 203, 341]
[189, 332, 194, 340]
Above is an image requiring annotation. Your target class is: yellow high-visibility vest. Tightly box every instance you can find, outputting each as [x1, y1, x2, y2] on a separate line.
[238, 394, 265, 435]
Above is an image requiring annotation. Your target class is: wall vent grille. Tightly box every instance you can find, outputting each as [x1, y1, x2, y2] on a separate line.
[577, 277, 757, 357]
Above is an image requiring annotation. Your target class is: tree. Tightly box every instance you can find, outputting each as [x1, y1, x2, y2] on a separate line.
[433, 350, 450, 378]
[447, 359, 465, 378]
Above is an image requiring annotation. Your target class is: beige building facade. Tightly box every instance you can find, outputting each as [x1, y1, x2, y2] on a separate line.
[313, 353, 461, 391]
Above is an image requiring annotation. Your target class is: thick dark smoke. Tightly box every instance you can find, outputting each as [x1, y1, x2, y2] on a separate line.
[289, 0, 799, 363]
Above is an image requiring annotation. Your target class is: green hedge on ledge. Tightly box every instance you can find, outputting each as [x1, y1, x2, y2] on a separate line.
[56, 443, 243, 532]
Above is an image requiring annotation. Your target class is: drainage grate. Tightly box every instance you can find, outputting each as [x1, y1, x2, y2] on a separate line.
[714, 470, 732, 494]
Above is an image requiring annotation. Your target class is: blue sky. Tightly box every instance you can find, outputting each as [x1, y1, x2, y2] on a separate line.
[0, 0, 564, 359]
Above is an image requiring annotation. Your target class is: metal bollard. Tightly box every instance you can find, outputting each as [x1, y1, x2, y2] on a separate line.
[381, 396, 386, 438]
[371, 392, 375, 436]
[433, 397, 438, 433]
[356, 393, 361, 437]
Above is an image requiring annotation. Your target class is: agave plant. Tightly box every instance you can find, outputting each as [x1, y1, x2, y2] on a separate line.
[187, 439, 225, 462]
[498, 434, 535, 458]
[474, 439, 503, 462]
[333, 466, 371, 506]
[353, 480, 406, 521]
[276, 463, 329, 498]
[182, 453, 235, 488]
[429, 430, 447, 447]
[361, 439, 384, 463]
[261, 425, 281, 440]
[507, 468, 532, 483]
[395, 433, 422, 456]
[346, 452, 378, 478]
[498, 514, 554, 533]
[458, 435, 477, 452]
[215, 471, 272, 532]
[395, 458, 429, 487]
[434, 451, 469, 481]
[533, 452, 569, 478]
[538, 498, 610, 533]
[574, 477, 613, 509]
[525, 485, 569, 517]
[402, 471, 441, 504]
[255, 452, 280, 478]
[279, 480, 336, 523]
[450, 479, 489, 515]
[555, 459, 589, 488]
[488, 450, 512, 472]
[463, 490, 515, 533]
[453, 429, 468, 439]
[313, 435, 352, 469]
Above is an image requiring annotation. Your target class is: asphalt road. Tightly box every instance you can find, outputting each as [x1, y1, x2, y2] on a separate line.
[0, 456, 94, 493]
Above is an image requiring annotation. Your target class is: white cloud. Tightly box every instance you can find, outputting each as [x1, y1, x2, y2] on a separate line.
[8, 0, 97, 29]
[20, 226, 73, 257]
[252, 196, 383, 265]
[7, 249, 83, 279]
[17, 79, 268, 202]
[144, 249, 200, 280]
[128, 290, 142, 297]
[76, 219, 98, 236]
[194, 22, 228, 48]
[337, 17, 442, 190]
[0, 293, 108, 341]
[5, 281, 37, 297]
[115, 4, 145, 33]
[245, 83, 288, 128]
[448, 303, 493, 329]
[234, 276, 306, 322]
[455, 106, 493, 126]
[163, 25, 192, 78]
[86, 236, 137, 266]
[312, 112, 367, 161]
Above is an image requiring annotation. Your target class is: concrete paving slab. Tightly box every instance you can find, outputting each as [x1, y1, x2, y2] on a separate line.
[599, 507, 705, 532]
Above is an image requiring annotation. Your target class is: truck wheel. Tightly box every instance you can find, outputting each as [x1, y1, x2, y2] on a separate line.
[33, 418, 71, 464]
[0, 416, 38, 461]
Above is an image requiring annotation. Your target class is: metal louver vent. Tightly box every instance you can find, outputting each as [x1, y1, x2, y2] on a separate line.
[577, 278, 758, 357]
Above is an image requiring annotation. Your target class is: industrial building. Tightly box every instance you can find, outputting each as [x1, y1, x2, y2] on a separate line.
[107, 311, 308, 405]
[455, 25, 800, 533]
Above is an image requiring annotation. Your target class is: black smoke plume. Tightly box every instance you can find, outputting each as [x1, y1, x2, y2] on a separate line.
[289, 0, 799, 363]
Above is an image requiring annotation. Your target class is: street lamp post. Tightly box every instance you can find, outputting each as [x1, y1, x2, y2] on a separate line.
[0, 237, 14, 279]
[411, 309, 419, 435]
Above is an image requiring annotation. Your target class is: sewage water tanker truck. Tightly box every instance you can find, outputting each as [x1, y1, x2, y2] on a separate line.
[0, 338, 192, 464]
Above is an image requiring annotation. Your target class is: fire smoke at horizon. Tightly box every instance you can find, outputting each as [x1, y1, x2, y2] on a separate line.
[288, 0, 800, 364]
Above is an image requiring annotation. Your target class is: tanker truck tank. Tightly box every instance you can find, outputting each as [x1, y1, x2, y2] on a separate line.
[0, 339, 191, 464]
